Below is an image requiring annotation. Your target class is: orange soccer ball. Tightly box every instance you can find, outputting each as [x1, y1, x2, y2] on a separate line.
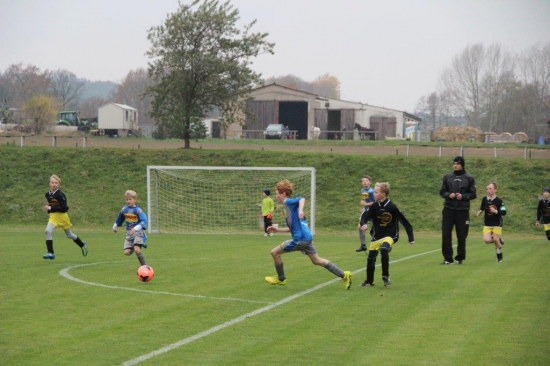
[137, 265, 155, 282]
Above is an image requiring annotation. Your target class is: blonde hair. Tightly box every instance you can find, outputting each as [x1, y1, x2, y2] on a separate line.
[50, 174, 61, 184]
[124, 190, 137, 199]
[375, 182, 390, 196]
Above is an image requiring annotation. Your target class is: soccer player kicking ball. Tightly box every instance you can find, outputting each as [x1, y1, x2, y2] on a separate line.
[359, 182, 415, 287]
[264, 179, 352, 289]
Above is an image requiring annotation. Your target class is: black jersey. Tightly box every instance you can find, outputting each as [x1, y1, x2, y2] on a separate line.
[479, 196, 506, 227]
[45, 189, 69, 213]
[360, 198, 414, 243]
[537, 199, 550, 224]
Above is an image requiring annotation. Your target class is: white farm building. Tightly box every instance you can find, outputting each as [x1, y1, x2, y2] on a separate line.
[98, 103, 139, 137]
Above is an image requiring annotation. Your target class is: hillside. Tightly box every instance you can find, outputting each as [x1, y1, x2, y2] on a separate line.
[1, 145, 548, 233]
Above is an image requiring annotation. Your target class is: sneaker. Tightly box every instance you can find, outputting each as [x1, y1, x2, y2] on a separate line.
[360, 281, 375, 287]
[456, 260, 463, 265]
[43, 253, 55, 260]
[382, 276, 391, 286]
[343, 271, 352, 290]
[440, 261, 453, 265]
[264, 233, 268, 237]
[499, 237, 504, 245]
[81, 243, 88, 257]
[355, 246, 367, 252]
[269, 233, 274, 236]
[265, 276, 286, 285]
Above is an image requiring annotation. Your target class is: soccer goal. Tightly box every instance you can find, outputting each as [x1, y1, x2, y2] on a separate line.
[147, 166, 316, 234]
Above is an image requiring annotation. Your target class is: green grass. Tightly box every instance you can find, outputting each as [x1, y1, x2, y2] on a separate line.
[2, 229, 549, 365]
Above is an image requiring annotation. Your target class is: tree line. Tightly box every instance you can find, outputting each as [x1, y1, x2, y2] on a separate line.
[415, 43, 550, 139]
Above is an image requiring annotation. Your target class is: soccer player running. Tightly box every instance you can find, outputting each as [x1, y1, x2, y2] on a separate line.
[476, 182, 507, 262]
[359, 182, 415, 287]
[113, 190, 149, 266]
[42, 174, 88, 260]
[264, 179, 352, 289]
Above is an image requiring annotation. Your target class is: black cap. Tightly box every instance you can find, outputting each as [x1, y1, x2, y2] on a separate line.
[544, 187, 550, 193]
[263, 189, 270, 196]
[453, 156, 465, 167]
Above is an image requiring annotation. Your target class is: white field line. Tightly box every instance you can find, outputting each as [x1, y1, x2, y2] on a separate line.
[120, 247, 441, 366]
[59, 262, 271, 305]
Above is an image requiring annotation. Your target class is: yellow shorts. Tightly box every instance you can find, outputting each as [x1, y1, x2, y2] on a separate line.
[483, 226, 502, 235]
[369, 237, 395, 251]
[544, 223, 550, 231]
[49, 212, 73, 230]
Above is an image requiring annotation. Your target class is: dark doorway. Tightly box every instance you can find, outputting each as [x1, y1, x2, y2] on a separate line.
[279, 101, 308, 140]
[327, 110, 341, 140]
[212, 121, 221, 138]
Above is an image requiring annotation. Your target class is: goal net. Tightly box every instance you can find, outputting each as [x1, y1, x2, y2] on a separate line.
[147, 166, 316, 234]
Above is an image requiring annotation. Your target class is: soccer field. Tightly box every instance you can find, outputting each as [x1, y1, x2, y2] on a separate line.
[1, 229, 549, 365]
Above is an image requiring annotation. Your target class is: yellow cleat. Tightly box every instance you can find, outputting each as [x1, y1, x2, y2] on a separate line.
[343, 271, 352, 290]
[265, 276, 287, 285]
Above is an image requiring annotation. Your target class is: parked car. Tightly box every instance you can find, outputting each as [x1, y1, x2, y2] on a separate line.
[263, 124, 284, 139]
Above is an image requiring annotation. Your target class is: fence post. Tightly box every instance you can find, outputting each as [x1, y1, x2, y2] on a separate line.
[52, 136, 56, 147]
[524, 147, 527, 159]
[460, 146, 464, 156]
[83, 137, 87, 148]
[20, 136, 24, 147]
[494, 147, 497, 158]
[406, 144, 410, 156]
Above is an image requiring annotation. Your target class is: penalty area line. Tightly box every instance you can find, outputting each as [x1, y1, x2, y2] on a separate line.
[120, 247, 440, 366]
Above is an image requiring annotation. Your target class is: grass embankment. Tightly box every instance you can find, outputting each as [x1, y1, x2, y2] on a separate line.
[1, 145, 548, 233]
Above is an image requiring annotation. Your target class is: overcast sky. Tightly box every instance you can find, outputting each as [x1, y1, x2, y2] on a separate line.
[1, 0, 549, 112]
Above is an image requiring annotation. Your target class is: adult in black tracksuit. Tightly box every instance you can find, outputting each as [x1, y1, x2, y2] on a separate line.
[439, 156, 476, 264]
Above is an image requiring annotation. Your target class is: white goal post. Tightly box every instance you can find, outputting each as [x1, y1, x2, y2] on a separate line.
[147, 166, 316, 234]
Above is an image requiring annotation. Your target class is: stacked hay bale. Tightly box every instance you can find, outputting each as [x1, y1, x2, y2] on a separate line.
[432, 126, 483, 142]
[513, 132, 528, 143]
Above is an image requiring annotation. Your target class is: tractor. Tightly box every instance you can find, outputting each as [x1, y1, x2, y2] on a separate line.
[57, 111, 97, 132]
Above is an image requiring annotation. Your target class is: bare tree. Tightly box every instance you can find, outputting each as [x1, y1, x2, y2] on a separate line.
[48, 69, 84, 110]
[264, 73, 341, 99]
[415, 92, 439, 132]
[517, 43, 550, 137]
[1, 63, 50, 107]
[79, 96, 110, 119]
[115, 68, 154, 131]
[311, 73, 341, 99]
[441, 44, 486, 127]
[479, 44, 515, 133]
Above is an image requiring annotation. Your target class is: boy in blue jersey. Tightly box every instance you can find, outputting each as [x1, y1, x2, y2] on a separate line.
[356, 175, 375, 252]
[264, 179, 352, 289]
[113, 190, 149, 266]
